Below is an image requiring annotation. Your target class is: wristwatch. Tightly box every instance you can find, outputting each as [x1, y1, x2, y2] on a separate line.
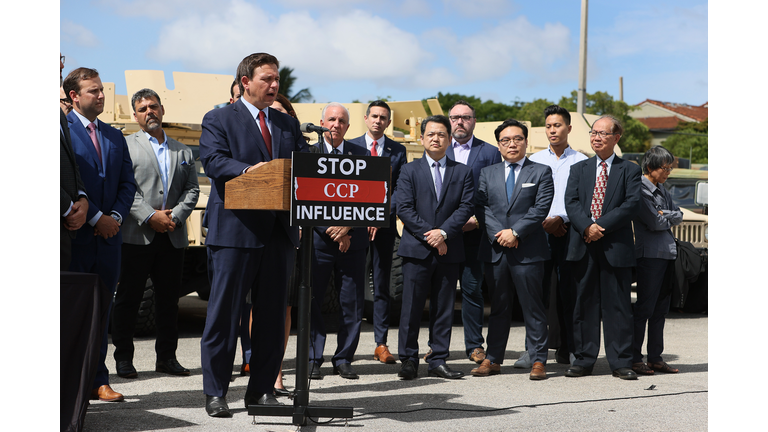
[511, 229, 519, 239]
[110, 213, 122, 226]
[440, 229, 448, 241]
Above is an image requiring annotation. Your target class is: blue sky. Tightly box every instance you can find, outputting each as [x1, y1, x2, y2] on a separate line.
[59, 0, 708, 107]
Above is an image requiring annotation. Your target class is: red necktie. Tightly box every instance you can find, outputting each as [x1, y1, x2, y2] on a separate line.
[591, 161, 607, 219]
[87, 122, 103, 168]
[258, 110, 272, 158]
[371, 140, 378, 157]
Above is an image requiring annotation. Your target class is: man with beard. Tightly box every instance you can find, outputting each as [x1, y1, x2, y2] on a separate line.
[111, 88, 200, 379]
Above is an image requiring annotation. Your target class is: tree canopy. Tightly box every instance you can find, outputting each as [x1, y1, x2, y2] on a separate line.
[662, 119, 708, 164]
[278, 66, 313, 103]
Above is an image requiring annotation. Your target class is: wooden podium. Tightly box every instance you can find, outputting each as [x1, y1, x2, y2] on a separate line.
[224, 157, 353, 426]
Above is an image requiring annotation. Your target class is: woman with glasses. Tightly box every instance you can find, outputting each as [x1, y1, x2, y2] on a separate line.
[631, 146, 682, 375]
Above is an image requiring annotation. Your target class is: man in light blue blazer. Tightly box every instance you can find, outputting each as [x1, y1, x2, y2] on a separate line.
[64, 67, 137, 402]
[473, 119, 554, 380]
[112, 88, 200, 380]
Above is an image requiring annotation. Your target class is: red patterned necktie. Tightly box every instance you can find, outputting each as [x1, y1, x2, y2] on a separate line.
[590, 161, 607, 219]
[371, 140, 378, 157]
[258, 110, 272, 158]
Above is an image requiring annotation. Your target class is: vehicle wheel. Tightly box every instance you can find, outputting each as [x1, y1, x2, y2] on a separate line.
[134, 278, 157, 337]
[363, 236, 403, 326]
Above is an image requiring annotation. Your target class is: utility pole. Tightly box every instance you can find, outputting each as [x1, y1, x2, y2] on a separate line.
[577, 0, 588, 114]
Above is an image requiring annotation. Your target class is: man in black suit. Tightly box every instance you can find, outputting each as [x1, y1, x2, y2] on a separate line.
[472, 119, 554, 380]
[445, 100, 501, 365]
[396, 115, 474, 380]
[347, 100, 407, 364]
[564, 115, 641, 380]
[308, 103, 370, 380]
[198, 53, 308, 417]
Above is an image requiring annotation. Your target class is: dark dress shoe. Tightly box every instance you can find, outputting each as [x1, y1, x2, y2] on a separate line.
[565, 365, 593, 377]
[245, 392, 282, 407]
[273, 387, 291, 397]
[156, 359, 190, 376]
[613, 367, 638, 380]
[398, 360, 418, 380]
[205, 395, 231, 418]
[333, 362, 359, 379]
[428, 364, 464, 379]
[309, 362, 323, 380]
[116, 361, 138, 378]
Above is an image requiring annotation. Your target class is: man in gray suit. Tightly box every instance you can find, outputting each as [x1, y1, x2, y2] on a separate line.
[111, 88, 200, 378]
[472, 119, 554, 380]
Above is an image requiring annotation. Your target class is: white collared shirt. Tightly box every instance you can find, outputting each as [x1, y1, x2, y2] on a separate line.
[364, 133, 385, 156]
[595, 152, 616, 179]
[240, 97, 272, 137]
[424, 153, 446, 188]
[505, 157, 524, 183]
[529, 145, 589, 222]
[325, 141, 345, 154]
[144, 130, 170, 211]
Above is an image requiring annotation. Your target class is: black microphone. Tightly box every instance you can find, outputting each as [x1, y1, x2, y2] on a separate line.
[300, 122, 329, 133]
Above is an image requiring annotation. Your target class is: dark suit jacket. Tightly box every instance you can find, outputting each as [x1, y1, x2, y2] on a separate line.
[60, 110, 86, 236]
[476, 158, 554, 264]
[347, 134, 407, 220]
[446, 137, 501, 201]
[311, 141, 371, 251]
[67, 111, 136, 247]
[396, 156, 474, 263]
[199, 99, 308, 249]
[564, 155, 641, 267]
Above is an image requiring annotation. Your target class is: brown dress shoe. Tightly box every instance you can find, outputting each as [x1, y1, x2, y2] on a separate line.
[530, 362, 547, 380]
[469, 347, 486, 364]
[374, 344, 396, 364]
[471, 359, 500, 377]
[91, 385, 124, 402]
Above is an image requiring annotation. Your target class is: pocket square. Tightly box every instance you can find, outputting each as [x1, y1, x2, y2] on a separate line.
[522, 183, 536, 188]
[180, 160, 188, 165]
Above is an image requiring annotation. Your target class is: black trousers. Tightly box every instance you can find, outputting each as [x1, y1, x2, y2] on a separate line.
[112, 233, 185, 362]
[633, 258, 674, 363]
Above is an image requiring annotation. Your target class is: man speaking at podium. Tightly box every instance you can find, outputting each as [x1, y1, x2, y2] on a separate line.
[198, 52, 308, 417]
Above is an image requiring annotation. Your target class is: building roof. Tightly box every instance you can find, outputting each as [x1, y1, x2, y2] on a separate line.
[635, 99, 708, 122]
[635, 116, 684, 131]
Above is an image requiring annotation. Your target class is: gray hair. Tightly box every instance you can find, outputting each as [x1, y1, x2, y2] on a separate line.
[595, 114, 623, 136]
[641, 146, 675, 175]
[321, 102, 349, 122]
[131, 88, 162, 112]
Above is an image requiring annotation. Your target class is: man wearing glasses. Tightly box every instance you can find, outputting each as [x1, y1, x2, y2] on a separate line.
[396, 115, 474, 380]
[563, 115, 641, 380]
[472, 119, 553, 380]
[442, 100, 500, 367]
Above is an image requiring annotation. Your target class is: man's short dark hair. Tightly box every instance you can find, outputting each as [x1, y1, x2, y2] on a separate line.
[230, 79, 238, 99]
[420, 115, 452, 136]
[63, 67, 99, 97]
[236, 52, 280, 96]
[131, 88, 161, 112]
[449, 99, 476, 116]
[543, 105, 571, 125]
[366, 100, 391, 118]
[494, 118, 528, 141]
[641, 146, 675, 175]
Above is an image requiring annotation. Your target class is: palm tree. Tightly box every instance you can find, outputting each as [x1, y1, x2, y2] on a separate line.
[278, 66, 313, 103]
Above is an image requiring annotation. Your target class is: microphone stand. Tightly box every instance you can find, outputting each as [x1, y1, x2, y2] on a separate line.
[248, 131, 353, 426]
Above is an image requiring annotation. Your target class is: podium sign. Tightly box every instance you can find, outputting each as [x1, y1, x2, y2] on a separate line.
[291, 151, 391, 228]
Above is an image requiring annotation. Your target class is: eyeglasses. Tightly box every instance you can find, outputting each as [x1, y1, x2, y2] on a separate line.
[588, 130, 616, 138]
[449, 115, 474, 122]
[60, 55, 65, 64]
[424, 131, 448, 139]
[498, 136, 525, 147]
[658, 166, 673, 173]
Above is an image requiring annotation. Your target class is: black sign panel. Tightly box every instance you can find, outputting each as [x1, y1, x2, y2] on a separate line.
[291, 151, 391, 227]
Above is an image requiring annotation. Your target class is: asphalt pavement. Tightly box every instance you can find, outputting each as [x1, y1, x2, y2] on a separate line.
[81, 294, 708, 432]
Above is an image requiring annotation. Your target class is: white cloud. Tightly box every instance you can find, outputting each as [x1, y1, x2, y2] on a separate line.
[61, 19, 100, 47]
[441, 0, 514, 18]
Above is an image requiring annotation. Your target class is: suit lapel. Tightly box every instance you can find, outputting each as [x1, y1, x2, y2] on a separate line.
[135, 133, 163, 180]
[438, 160, 455, 204]
[68, 115, 102, 169]
[584, 157, 597, 209]
[168, 139, 179, 185]
[466, 139, 481, 169]
[268, 107, 282, 159]
[419, 157, 438, 202]
[508, 158, 533, 209]
[604, 156, 623, 208]
[381, 137, 392, 158]
[233, 101, 270, 161]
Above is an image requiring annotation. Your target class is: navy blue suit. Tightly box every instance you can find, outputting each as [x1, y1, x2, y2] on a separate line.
[308, 141, 371, 367]
[67, 111, 136, 389]
[396, 156, 474, 370]
[347, 134, 407, 345]
[476, 158, 554, 365]
[198, 99, 307, 398]
[445, 138, 501, 355]
[565, 155, 641, 371]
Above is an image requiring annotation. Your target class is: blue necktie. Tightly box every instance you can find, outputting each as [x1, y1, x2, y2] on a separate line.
[506, 163, 516, 203]
[433, 161, 442, 200]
